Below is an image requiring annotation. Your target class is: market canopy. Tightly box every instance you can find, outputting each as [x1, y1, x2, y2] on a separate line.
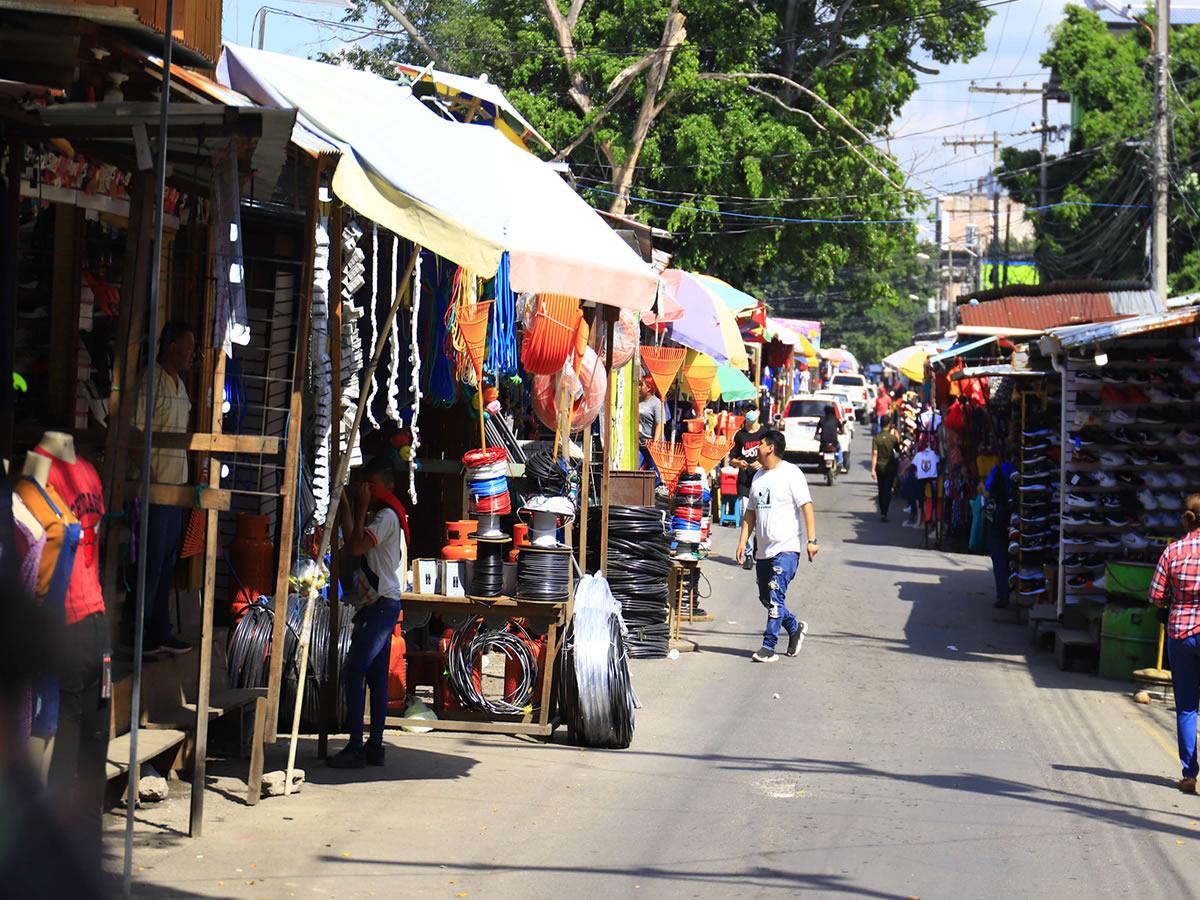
[764, 317, 818, 363]
[661, 269, 749, 368]
[714, 363, 757, 401]
[690, 273, 761, 315]
[882, 345, 930, 382]
[218, 44, 658, 312]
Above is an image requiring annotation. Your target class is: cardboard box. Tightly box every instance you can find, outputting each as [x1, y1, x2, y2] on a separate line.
[414, 559, 441, 595]
[441, 560, 467, 597]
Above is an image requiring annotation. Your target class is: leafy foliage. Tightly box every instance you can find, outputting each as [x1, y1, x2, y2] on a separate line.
[328, 1, 992, 356]
[999, 6, 1200, 292]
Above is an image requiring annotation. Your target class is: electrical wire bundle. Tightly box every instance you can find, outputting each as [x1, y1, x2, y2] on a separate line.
[446, 616, 538, 715]
[588, 505, 672, 658]
[471, 536, 509, 598]
[524, 449, 570, 497]
[560, 574, 637, 749]
[517, 546, 572, 603]
[671, 474, 705, 546]
[463, 447, 511, 515]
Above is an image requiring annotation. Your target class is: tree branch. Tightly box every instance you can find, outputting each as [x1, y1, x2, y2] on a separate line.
[743, 84, 823, 130]
[554, 70, 639, 160]
[566, 0, 587, 33]
[907, 59, 940, 76]
[376, 0, 449, 70]
[542, 0, 593, 113]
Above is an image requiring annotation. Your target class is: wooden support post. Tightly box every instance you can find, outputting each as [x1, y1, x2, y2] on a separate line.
[598, 308, 616, 576]
[188, 342, 225, 837]
[319, 200, 343, 759]
[245, 696, 268, 805]
[100, 170, 156, 613]
[264, 157, 321, 742]
[576, 307, 599, 573]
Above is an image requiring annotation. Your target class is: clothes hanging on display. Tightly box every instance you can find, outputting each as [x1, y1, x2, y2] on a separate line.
[32, 447, 106, 623]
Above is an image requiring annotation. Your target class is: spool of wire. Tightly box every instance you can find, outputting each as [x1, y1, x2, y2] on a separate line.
[525, 449, 570, 497]
[560, 574, 637, 749]
[471, 536, 509, 597]
[517, 546, 572, 603]
[447, 616, 538, 715]
[588, 506, 671, 658]
[465, 447, 511, 515]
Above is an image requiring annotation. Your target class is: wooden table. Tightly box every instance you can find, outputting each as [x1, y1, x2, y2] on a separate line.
[669, 558, 701, 640]
[385, 592, 567, 738]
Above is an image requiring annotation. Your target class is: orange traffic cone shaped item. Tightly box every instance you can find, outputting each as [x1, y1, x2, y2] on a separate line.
[640, 345, 686, 400]
[646, 439, 686, 495]
[458, 300, 493, 385]
[522, 294, 582, 375]
[698, 435, 734, 473]
[681, 431, 705, 470]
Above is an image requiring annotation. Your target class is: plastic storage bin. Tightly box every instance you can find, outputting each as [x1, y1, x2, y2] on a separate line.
[1098, 635, 1157, 680]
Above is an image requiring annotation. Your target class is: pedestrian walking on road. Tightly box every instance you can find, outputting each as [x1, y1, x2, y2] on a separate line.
[982, 459, 1017, 609]
[731, 407, 766, 569]
[870, 418, 901, 522]
[1149, 493, 1200, 794]
[329, 459, 408, 769]
[734, 431, 819, 663]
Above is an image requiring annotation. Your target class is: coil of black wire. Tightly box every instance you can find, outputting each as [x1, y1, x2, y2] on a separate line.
[525, 449, 570, 497]
[471, 537, 509, 597]
[587, 505, 671, 658]
[446, 616, 538, 715]
[517, 546, 572, 603]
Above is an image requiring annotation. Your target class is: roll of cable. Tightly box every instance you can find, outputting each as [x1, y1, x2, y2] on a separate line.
[517, 546, 572, 603]
[589, 505, 671, 658]
[447, 616, 538, 715]
[525, 450, 570, 497]
[464, 448, 511, 517]
[471, 537, 509, 597]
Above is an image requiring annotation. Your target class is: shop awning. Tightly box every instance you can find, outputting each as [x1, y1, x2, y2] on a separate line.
[714, 363, 757, 401]
[928, 335, 998, 366]
[691, 274, 760, 314]
[953, 364, 1046, 380]
[1038, 306, 1200, 354]
[218, 44, 658, 312]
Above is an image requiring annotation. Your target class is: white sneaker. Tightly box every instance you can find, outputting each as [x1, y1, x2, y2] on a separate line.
[1167, 472, 1188, 489]
[1157, 492, 1178, 510]
[751, 647, 780, 663]
[1144, 472, 1169, 489]
[1138, 490, 1160, 510]
[1108, 409, 1137, 424]
[1066, 493, 1097, 509]
[1123, 532, 1151, 552]
[1097, 471, 1118, 488]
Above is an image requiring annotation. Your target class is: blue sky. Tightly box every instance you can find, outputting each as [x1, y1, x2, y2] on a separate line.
[218, 1, 1091, 220]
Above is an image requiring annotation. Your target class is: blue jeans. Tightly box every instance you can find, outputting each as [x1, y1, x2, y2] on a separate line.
[343, 598, 401, 748]
[1169, 634, 1200, 778]
[143, 504, 183, 644]
[755, 552, 800, 652]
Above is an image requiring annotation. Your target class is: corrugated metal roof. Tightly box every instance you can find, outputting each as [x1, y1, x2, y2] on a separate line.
[1039, 307, 1200, 352]
[957, 292, 1122, 330]
[953, 364, 1046, 380]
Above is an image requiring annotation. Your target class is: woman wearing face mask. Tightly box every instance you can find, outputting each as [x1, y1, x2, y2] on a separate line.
[731, 406, 765, 569]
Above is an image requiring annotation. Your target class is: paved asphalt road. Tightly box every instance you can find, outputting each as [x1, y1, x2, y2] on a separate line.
[109, 433, 1200, 898]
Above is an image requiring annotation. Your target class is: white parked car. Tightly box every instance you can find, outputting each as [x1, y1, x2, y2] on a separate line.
[827, 372, 870, 420]
[781, 394, 852, 469]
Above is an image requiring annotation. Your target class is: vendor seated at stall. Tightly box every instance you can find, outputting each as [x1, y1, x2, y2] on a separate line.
[329, 457, 408, 770]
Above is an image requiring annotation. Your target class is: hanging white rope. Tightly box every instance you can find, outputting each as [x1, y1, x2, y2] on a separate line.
[408, 247, 423, 505]
[386, 234, 403, 425]
[365, 222, 380, 429]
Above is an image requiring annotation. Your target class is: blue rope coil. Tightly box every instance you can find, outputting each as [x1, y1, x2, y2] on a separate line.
[487, 252, 518, 378]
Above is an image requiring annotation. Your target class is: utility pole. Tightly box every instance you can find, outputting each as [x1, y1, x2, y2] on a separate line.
[1153, 0, 1170, 301]
[943, 132, 1003, 288]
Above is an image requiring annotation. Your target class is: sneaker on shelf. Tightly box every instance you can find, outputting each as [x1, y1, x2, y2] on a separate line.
[1152, 450, 1182, 466]
[1143, 472, 1169, 489]
[1139, 430, 1164, 447]
[1023, 428, 1054, 438]
[1148, 387, 1175, 404]
[1099, 450, 1128, 467]
[1105, 514, 1138, 528]
[1067, 473, 1098, 488]
[160, 636, 192, 655]
[1094, 537, 1122, 550]
[1182, 451, 1200, 467]
[1167, 472, 1189, 489]
[1077, 391, 1103, 406]
[1066, 493, 1097, 509]
[1074, 370, 1103, 384]
[1019, 482, 1051, 493]
[1020, 514, 1052, 525]
[1156, 492, 1179, 510]
[1062, 534, 1089, 547]
[1108, 408, 1137, 425]
[1098, 495, 1123, 510]
[1096, 471, 1118, 488]
[1179, 431, 1200, 446]
[1067, 575, 1097, 590]
[1125, 387, 1151, 404]
[1101, 369, 1130, 384]
[1008, 540, 1021, 554]
[1139, 412, 1168, 425]
[1137, 489, 1160, 510]
[751, 647, 780, 663]
[1117, 472, 1143, 486]
[1128, 451, 1153, 466]
[1122, 532, 1151, 552]
[1069, 431, 1099, 446]
[1073, 449, 1100, 465]
[1062, 512, 1095, 526]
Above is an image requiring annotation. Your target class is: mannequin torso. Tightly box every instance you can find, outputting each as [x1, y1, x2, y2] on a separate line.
[21, 451, 51, 487]
[37, 431, 77, 464]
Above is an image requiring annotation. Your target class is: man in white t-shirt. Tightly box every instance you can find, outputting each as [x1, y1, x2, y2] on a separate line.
[735, 431, 819, 663]
[329, 459, 407, 769]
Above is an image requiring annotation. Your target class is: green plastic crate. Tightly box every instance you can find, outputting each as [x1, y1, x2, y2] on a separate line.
[1101, 604, 1160, 643]
[1104, 561, 1156, 601]
[1098, 635, 1157, 681]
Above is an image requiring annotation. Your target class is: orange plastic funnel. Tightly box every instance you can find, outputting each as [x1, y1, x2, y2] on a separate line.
[698, 435, 734, 473]
[641, 345, 685, 400]
[682, 353, 718, 414]
[681, 431, 705, 469]
[646, 439, 685, 495]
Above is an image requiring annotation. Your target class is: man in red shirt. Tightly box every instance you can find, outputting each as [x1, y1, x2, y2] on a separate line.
[1149, 493, 1200, 794]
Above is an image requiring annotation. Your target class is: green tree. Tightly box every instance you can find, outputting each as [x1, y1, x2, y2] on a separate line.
[999, 5, 1200, 292]
[330, 0, 992, 297]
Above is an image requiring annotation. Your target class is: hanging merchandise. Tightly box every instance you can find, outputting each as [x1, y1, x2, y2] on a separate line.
[487, 252, 518, 378]
[640, 345, 686, 399]
[560, 574, 637, 749]
[682, 351, 718, 414]
[364, 223, 381, 429]
[210, 142, 250, 356]
[339, 220, 366, 469]
[407, 247, 424, 504]
[599, 309, 638, 369]
[522, 294, 583, 375]
[309, 219, 333, 528]
[697, 434, 734, 474]
[386, 234, 404, 426]
[645, 439, 686, 495]
[681, 431, 705, 470]
[424, 259, 457, 405]
[530, 345, 606, 433]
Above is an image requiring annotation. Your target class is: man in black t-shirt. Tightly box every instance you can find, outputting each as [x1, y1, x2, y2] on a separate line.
[731, 408, 766, 568]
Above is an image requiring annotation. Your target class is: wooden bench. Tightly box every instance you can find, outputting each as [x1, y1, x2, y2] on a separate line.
[106, 728, 187, 780]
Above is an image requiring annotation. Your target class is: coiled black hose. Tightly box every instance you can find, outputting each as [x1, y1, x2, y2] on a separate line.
[471, 537, 509, 597]
[517, 547, 572, 603]
[446, 616, 538, 715]
[587, 505, 671, 658]
[525, 450, 570, 497]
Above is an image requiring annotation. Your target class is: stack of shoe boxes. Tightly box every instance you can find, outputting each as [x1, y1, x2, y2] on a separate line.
[1017, 384, 1062, 607]
[1060, 329, 1199, 608]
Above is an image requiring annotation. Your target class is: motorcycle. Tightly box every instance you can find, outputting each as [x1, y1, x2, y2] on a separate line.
[821, 442, 839, 486]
